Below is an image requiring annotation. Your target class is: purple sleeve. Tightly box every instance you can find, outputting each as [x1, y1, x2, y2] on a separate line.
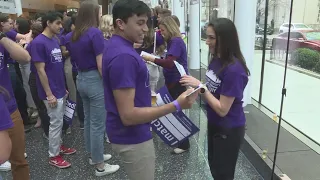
[5, 30, 18, 41]
[60, 35, 66, 46]
[109, 54, 138, 90]
[156, 32, 164, 46]
[220, 71, 245, 98]
[0, 95, 13, 131]
[167, 39, 181, 57]
[30, 42, 46, 63]
[91, 31, 104, 56]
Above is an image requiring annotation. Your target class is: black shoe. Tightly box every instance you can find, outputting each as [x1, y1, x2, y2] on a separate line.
[24, 127, 32, 133]
[80, 123, 84, 130]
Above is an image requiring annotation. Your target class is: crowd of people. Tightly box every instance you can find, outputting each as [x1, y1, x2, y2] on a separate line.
[0, 0, 250, 179]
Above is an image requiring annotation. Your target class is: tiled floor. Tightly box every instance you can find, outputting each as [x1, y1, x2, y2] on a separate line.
[0, 103, 263, 180]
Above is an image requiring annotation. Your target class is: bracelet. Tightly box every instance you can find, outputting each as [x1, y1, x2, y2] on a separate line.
[173, 100, 182, 112]
[46, 96, 54, 101]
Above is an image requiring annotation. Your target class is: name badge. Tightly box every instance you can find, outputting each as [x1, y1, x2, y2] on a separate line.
[63, 99, 76, 126]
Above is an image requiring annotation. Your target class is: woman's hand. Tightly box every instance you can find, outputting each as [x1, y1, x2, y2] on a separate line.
[133, 43, 142, 49]
[180, 75, 201, 88]
[142, 55, 155, 62]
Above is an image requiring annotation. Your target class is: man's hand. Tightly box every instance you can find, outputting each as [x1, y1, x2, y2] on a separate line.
[47, 95, 58, 108]
[176, 88, 199, 110]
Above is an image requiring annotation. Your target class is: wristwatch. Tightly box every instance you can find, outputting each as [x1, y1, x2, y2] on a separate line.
[200, 85, 208, 94]
[0, 32, 7, 41]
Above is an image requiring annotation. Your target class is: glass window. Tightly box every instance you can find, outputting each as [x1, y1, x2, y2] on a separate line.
[293, 23, 309, 28]
[304, 31, 320, 40]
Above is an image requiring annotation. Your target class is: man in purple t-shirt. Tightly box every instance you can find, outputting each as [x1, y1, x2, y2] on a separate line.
[103, 1, 199, 179]
[0, 30, 31, 179]
[30, 12, 76, 169]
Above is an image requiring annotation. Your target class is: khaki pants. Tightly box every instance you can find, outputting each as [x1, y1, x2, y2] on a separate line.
[9, 110, 30, 180]
[112, 139, 155, 180]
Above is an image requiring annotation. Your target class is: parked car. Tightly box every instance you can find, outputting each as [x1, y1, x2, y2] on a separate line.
[272, 30, 320, 52]
[256, 24, 274, 35]
[255, 35, 273, 50]
[278, 23, 313, 33]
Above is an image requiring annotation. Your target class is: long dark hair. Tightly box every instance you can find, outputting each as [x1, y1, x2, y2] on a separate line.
[62, 17, 72, 35]
[16, 17, 31, 34]
[72, 0, 100, 42]
[208, 18, 250, 76]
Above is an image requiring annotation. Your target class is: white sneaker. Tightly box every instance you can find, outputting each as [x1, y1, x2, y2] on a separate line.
[24, 153, 27, 158]
[31, 111, 39, 119]
[89, 154, 112, 165]
[0, 161, 11, 171]
[173, 148, 187, 154]
[105, 134, 110, 144]
[95, 163, 120, 177]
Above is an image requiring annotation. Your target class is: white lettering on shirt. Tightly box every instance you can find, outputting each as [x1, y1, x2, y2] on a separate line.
[206, 70, 221, 93]
[50, 48, 63, 63]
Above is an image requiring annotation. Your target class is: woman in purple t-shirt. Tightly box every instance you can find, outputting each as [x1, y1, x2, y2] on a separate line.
[69, 1, 119, 177]
[142, 16, 190, 154]
[180, 18, 250, 179]
[135, 17, 165, 92]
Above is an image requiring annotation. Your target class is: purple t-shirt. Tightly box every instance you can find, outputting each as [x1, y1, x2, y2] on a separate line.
[206, 58, 248, 128]
[5, 30, 17, 41]
[30, 34, 66, 100]
[5, 30, 18, 64]
[26, 45, 36, 74]
[0, 94, 13, 131]
[0, 45, 18, 113]
[163, 37, 189, 84]
[68, 27, 104, 71]
[103, 35, 152, 145]
[63, 32, 78, 72]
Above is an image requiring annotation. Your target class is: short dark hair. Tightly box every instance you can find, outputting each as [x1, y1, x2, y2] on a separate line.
[112, 0, 151, 28]
[16, 17, 31, 34]
[0, 13, 10, 32]
[34, 12, 46, 21]
[42, 11, 63, 30]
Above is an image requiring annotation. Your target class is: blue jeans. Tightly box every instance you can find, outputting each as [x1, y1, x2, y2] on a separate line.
[77, 70, 105, 164]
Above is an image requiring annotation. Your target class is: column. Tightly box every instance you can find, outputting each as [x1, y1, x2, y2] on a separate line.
[234, 0, 257, 106]
[172, 0, 185, 33]
[189, 0, 200, 70]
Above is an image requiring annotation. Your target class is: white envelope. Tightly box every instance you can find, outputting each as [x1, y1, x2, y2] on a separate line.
[140, 51, 160, 67]
[174, 61, 187, 76]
